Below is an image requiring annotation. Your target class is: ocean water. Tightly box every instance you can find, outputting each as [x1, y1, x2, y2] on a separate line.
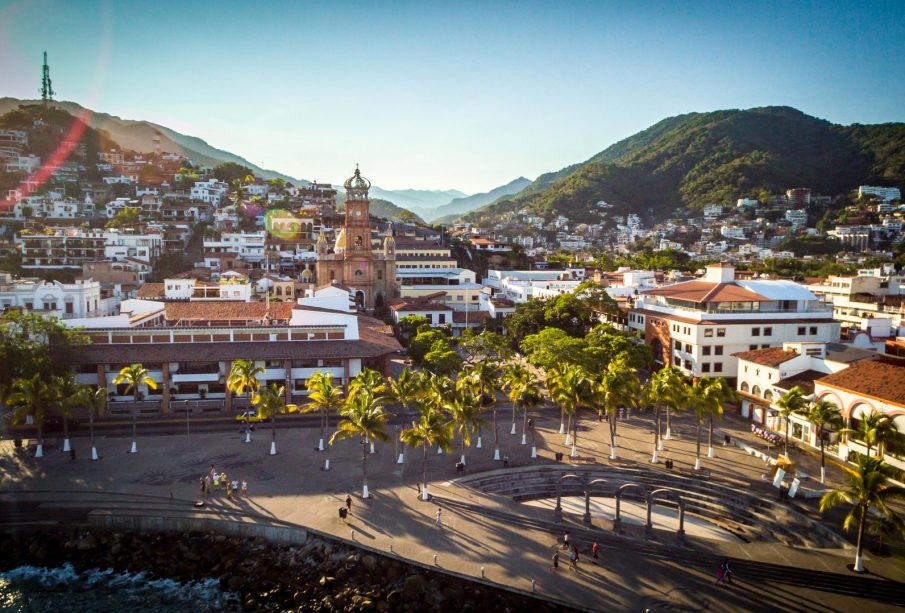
[0, 564, 238, 612]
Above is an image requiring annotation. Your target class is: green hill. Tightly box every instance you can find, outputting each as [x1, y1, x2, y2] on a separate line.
[466, 106, 905, 224]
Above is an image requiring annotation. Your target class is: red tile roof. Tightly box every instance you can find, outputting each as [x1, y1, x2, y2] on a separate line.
[136, 283, 165, 298]
[643, 281, 769, 303]
[816, 359, 905, 408]
[732, 347, 800, 367]
[164, 301, 293, 323]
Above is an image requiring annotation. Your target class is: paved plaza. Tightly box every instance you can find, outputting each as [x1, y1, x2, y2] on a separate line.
[2, 406, 904, 612]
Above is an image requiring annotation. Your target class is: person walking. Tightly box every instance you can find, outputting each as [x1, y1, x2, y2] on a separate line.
[213, 473, 220, 490]
[721, 559, 732, 584]
[551, 550, 559, 571]
[241, 480, 248, 496]
[573, 545, 580, 569]
[562, 531, 570, 550]
[568, 548, 577, 571]
[436, 507, 442, 527]
[200, 475, 206, 494]
[220, 472, 227, 491]
[592, 541, 599, 563]
[226, 480, 233, 498]
[345, 495, 352, 514]
[231, 479, 239, 498]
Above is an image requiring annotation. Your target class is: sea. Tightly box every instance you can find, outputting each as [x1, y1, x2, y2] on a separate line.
[0, 564, 238, 612]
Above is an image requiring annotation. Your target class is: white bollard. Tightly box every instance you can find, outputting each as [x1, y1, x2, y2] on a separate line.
[362, 484, 369, 498]
[510, 423, 516, 435]
[694, 458, 701, 471]
[564, 433, 572, 446]
[460, 454, 466, 465]
[318, 438, 325, 452]
[532, 579, 536, 592]
[269, 441, 277, 455]
[370, 442, 376, 454]
[665, 427, 672, 440]
[707, 447, 714, 458]
[530, 446, 537, 458]
[570, 444, 577, 458]
[652, 449, 659, 464]
[820, 466, 826, 484]
[129, 441, 138, 454]
[493, 448, 501, 461]
[480, 566, 485, 579]
[324, 458, 331, 471]
[244, 430, 251, 444]
[397, 452, 404, 464]
[433, 554, 437, 565]
[558, 423, 564, 435]
[520, 433, 527, 445]
[610, 448, 617, 460]
[35, 444, 44, 458]
[657, 439, 664, 451]
[437, 446, 443, 455]
[62, 438, 71, 453]
[476, 436, 482, 449]
[422, 486, 430, 501]
[91, 446, 99, 461]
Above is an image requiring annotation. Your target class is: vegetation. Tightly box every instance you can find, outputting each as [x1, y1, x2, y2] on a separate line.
[113, 363, 157, 452]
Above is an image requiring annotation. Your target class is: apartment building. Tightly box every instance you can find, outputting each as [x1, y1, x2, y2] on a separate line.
[0, 273, 104, 318]
[807, 273, 905, 337]
[629, 264, 839, 378]
[190, 179, 229, 206]
[858, 185, 901, 203]
[202, 231, 267, 268]
[20, 230, 107, 269]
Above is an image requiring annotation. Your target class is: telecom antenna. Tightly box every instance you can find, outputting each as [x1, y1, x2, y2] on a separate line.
[40, 51, 55, 106]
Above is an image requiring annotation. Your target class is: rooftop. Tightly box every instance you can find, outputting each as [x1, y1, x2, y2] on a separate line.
[817, 359, 905, 408]
[164, 301, 294, 323]
[732, 347, 800, 367]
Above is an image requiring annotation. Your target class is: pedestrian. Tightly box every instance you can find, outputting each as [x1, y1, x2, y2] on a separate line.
[241, 480, 248, 496]
[551, 551, 559, 571]
[231, 479, 239, 497]
[436, 507, 442, 527]
[721, 559, 732, 584]
[213, 473, 220, 490]
[715, 565, 726, 585]
[592, 541, 599, 562]
[563, 531, 570, 550]
[573, 545, 580, 568]
[204, 475, 210, 494]
[200, 475, 206, 494]
[226, 480, 233, 498]
[210, 465, 216, 482]
[569, 548, 577, 571]
[345, 495, 352, 514]
[220, 472, 227, 490]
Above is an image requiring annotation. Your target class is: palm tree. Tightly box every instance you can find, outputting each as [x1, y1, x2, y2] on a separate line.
[775, 386, 808, 456]
[594, 358, 640, 461]
[400, 403, 453, 501]
[253, 383, 297, 455]
[113, 363, 157, 454]
[347, 368, 387, 453]
[703, 377, 735, 459]
[386, 368, 426, 464]
[798, 398, 844, 484]
[842, 409, 899, 459]
[545, 365, 567, 435]
[548, 364, 590, 458]
[303, 371, 343, 467]
[75, 386, 107, 461]
[502, 363, 543, 456]
[51, 373, 80, 454]
[464, 362, 501, 458]
[6, 374, 56, 458]
[820, 455, 905, 572]
[227, 359, 264, 441]
[445, 384, 484, 465]
[330, 389, 390, 499]
[685, 378, 707, 471]
[647, 367, 684, 462]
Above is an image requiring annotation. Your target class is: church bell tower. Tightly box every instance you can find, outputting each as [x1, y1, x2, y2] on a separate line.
[343, 165, 371, 256]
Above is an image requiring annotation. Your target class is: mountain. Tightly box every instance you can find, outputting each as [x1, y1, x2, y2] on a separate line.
[421, 177, 531, 222]
[0, 98, 301, 183]
[365, 198, 425, 224]
[367, 186, 467, 211]
[465, 106, 905, 225]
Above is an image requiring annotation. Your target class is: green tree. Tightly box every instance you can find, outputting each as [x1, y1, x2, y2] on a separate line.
[593, 357, 641, 460]
[647, 367, 685, 462]
[842, 410, 900, 459]
[423, 343, 463, 376]
[520, 328, 588, 371]
[227, 359, 264, 418]
[253, 382, 296, 454]
[445, 384, 485, 466]
[386, 368, 427, 463]
[457, 329, 513, 364]
[464, 362, 502, 457]
[547, 363, 590, 457]
[396, 315, 429, 345]
[331, 386, 390, 498]
[400, 401, 453, 500]
[775, 386, 810, 456]
[408, 329, 449, 364]
[502, 363, 543, 455]
[798, 398, 844, 484]
[820, 455, 905, 572]
[6, 374, 56, 458]
[105, 207, 139, 230]
[52, 372, 81, 453]
[303, 371, 343, 467]
[74, 386, 107, 461]
[0, 311, 86, 396]
[213, 162, 256, 185]
[113, 363, 157, 454]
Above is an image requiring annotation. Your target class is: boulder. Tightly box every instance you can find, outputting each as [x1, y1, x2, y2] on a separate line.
[361, 554, 377, 572]
[403, 574, 425, 600]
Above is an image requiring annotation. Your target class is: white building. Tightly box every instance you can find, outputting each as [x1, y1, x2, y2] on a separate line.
[720, 226, 746, 240]
[5, 154, 41, 174]
[736, 198, 759, 209]
[0, 273, 104, 318]
[629, 264, 839, 378]
[785, 208, 807, 229]
[858, 186, 901, 203]
[202, 231, 267, 265]
[703, 204, 723, 221]
[103, 231, 164, 265]
[190, 179, 229, 206]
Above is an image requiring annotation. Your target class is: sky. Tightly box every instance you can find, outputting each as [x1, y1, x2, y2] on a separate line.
[1, 0, 904, 194]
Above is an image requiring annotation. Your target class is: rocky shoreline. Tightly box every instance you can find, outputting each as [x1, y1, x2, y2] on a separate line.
[0, 529, 573, 612]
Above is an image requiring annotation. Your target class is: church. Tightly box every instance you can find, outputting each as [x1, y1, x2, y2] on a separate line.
[316, 166, 397, 311]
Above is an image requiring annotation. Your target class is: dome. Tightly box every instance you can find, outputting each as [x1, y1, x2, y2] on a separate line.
[343, 165, 371, 191]
[333, 228, 346, 253]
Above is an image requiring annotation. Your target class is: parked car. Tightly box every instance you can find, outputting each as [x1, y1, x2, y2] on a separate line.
[235, 410, 265, 424]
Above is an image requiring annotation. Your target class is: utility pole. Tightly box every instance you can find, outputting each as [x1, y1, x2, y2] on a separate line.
[40, 51, 55, 106]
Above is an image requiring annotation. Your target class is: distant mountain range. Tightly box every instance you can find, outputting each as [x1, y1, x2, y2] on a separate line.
[465, 106, 905, 225]
[418, 177, 532, 222]
[367, 186, 467, 211]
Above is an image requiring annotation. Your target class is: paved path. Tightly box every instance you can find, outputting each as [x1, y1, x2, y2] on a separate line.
[2, 407, 904, 612]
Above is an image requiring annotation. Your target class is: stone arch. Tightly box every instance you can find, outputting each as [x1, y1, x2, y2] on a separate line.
[752, 385, 762, 396]
[614, 483, 650, 534]
[649, 488, 687, 543]
[815, 391, 844, 414]
[355, 290, 365, 309]
[764, 389, 774, 402]
[741, 381, 750, 393]
[846, 400, 877, 422]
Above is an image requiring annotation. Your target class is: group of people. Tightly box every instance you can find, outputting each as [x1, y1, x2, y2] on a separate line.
[200, 465, 248, 499]
[551, 532, 601, 572]
[750, 424, 782, 446]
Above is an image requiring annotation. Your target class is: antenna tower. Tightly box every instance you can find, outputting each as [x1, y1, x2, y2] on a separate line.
[40, 51, 55, 106]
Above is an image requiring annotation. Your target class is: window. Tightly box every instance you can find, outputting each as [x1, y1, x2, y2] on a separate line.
[714, 346, 723, 356]
[717, 328, 725, 337]
[764, 327, 772, 336]
[703, 346, 711, 356]
[674, 339, 682, 350]
[684, 360, 692, 370]
[810, 326, 817, 335]
[702, 363, 711, 373]
[438, 313, 446, 324]
[762, 344, 770, 349]
[685, 343, 692, 353]
[377, 270, 383, 280]
[714, 363, 723, 373]
[65, 303, 73, 314]
[798, 326, 805, 335]
[457, 295, 463, 301]
[752, 327, 760, 336]
[744, 365, 748, 373]
[704, 328, 713, 337]
[674, 356, 681, 366]
[741, 381, 749, 392]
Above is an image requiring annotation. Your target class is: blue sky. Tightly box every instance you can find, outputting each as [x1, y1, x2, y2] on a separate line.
[1, 0, 903, 193]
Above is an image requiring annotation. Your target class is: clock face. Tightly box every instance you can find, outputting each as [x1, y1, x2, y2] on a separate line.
[354, 209, 362, 217]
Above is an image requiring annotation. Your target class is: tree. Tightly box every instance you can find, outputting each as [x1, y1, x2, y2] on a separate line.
[702, 377, 734, 460]
[74, 386, 107, 461]
[820, 455, 905, 572]
[775, 386, 808, 456]
[547, 364, 590, 457]
[647, 367, 685, 462]
[0, 311, 86, 397]
[842, 410, 899, 459]
[593, 357, 640, 460]
[502, 363, 543, 455]
[113, 363, 157, 454]
[464, 362, 502, 458]
[400, 401, 453, 500]
[520, 328, 588, 371]
[304, 371, 343, 460]
[397, 315, 429, 345]
[386, 368, 426, 463]
[105, 207, 139, 230]
[798, 398, 843, 483]
[407, 329, 449, 365]
[458, 329, 513, 364]
[331, 385, 390, 498]
[227, 359, 264, 426]
[423, 343, 463, 376]
[6, 374, 56, 457]
[445, 384, 485, 465]
[253, 382, 296, 455]
[52, 372, 81, 454]
[213, 162, 256, 185]
[583, 324, 652, 371]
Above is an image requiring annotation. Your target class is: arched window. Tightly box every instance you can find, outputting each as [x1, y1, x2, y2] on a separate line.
[752, 385, 761, 396]
[355, 236, 363, 247]
[354, 269, 364, 277]
[764, 390, 773, 401]
[741, 382, 750, 392]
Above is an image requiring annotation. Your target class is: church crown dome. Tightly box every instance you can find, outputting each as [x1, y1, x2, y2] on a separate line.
[343, 165, 371, 191]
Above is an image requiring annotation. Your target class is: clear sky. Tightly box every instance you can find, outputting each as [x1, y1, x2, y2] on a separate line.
[1, 0, 903, 193]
